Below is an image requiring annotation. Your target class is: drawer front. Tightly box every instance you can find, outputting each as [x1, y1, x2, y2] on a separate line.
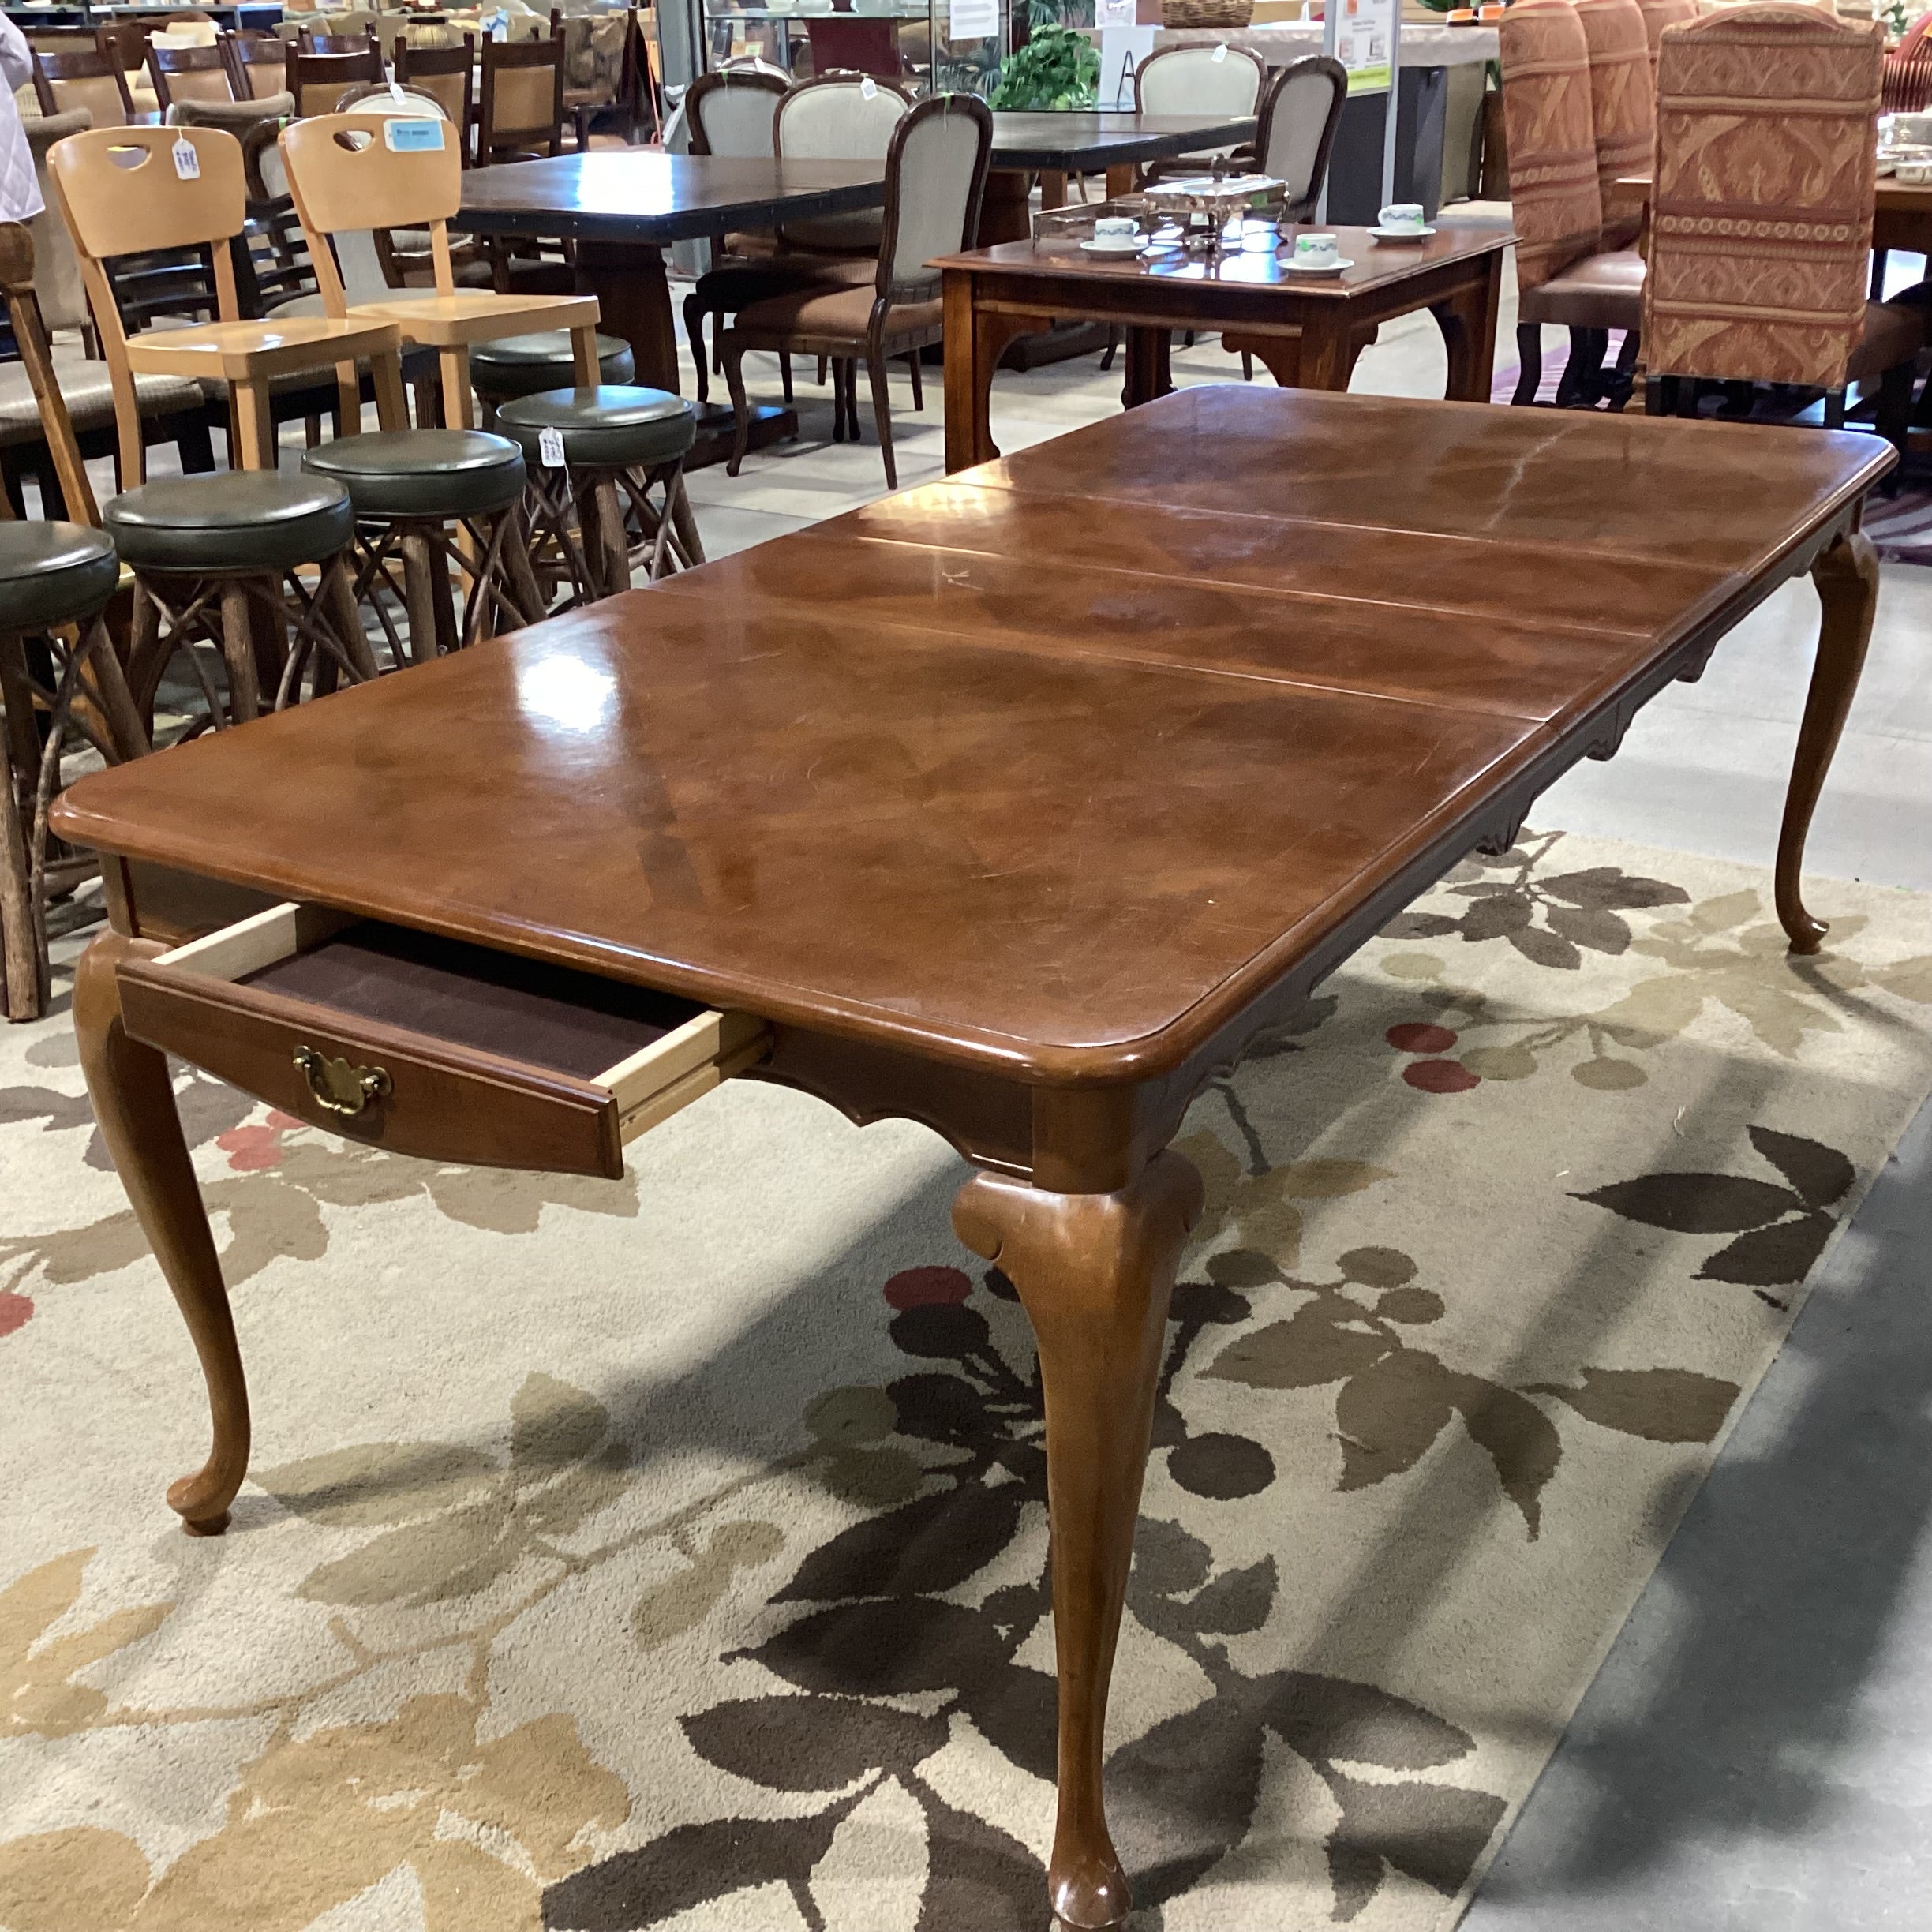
[118, 968, 625, 1179]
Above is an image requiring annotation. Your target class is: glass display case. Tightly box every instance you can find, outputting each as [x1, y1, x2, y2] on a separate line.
[695, 0, 1013, 98]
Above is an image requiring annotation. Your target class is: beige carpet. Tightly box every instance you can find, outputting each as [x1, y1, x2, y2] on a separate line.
[4, 829, 1932, 1932]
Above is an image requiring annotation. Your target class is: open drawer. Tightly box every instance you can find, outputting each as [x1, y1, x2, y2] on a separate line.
[116, 904, 770, 1180]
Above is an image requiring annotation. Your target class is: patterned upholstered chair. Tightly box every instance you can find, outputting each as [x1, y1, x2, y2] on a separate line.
[1636, 0, 1698, 75]
[1578, 0, 1652, 249]
[1644, 3, 1920, 459]
[1499, 0, 1646, 406]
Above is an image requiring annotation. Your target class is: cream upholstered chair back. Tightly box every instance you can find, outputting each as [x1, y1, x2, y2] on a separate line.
[777, 69, 909, 159]
[21, 109, 91, 333]
[684, 66, 784, 155]
[1578, 0, 1653, 248]
[1254, 54, 1345, 216]
[776, 72, 909, 254]
[1646, 2, 1881, 386]
[1497, 0, 1604, 290]
[877, 90, 991, 296]
[1133, 41, 1264, 118]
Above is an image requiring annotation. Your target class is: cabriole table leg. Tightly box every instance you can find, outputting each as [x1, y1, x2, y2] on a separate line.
[952, 1150, 1204, 1930]
[1777, 529, 1878, 955]
[73, 931, 250, 1535]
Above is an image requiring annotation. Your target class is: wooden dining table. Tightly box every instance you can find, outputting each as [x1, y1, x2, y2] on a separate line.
[459, 149, 889, 466]
[51, 386, 1888, 1931]
[938, 219, 1514, 471]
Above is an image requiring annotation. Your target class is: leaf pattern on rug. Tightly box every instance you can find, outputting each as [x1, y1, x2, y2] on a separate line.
[1, 1549, 170, 1740]
[1202, 1245, 1739, 1537]
[1574, 1123, 1857, 1309]
[543, 1264, 1511, 1930]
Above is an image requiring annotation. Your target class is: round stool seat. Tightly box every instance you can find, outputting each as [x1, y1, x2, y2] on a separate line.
[0, 522, 119, 635]
[496, 387, 697, 471]
[469, 331, 635, 401]
[301, 429, 526, 519]
[104, 474, 355, 576]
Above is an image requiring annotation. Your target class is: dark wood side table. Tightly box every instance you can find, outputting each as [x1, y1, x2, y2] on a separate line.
[51, 387, 1889, 1932]
[936, 221, 1512, 471]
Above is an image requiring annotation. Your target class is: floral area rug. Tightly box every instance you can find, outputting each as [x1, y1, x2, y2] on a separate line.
[6, 831, 1932, 1932]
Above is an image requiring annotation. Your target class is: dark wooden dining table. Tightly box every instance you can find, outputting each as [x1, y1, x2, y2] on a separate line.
[937, 220, 1514, 470]
[459, 150, 889, 466]
[454, 118, 1260, 449]
[52, 386, 1887, 1931]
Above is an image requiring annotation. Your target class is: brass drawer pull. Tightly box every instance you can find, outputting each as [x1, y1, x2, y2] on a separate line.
[294, 1046, 392, 1118]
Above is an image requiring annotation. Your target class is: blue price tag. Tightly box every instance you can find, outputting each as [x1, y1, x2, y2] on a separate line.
[384, 118, 446, 153]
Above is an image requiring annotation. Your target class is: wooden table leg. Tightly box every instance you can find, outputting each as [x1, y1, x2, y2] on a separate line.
[573, 238, 680, 389]
[1777, 530, 1878, 954]
[1104, 164, 1134, 201]
[74, 932, 250, 1536]
[1295, 312, 1354, 392]
[953, 1150, 1204, 1932]
[1122, 327, 1172, 408]
[1222, 330, 1301, 388]
[1430, 256, 1503, 402]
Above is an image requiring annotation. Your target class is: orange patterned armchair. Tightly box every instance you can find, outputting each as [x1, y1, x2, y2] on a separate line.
[1645, 2, 1920, 453]
[1500, 0, 1648, 405]
[1635, 0, 1697, 77]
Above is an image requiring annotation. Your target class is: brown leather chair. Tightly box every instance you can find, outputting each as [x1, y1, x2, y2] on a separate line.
[721, 92, 993, 489]
[1499, 0, 1644, 406]
[1645, 2, 1920, 459]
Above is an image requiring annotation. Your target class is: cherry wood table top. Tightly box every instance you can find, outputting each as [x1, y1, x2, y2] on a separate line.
[54, 387, 1885, 1091]
[982, 110, 1256, 171]
[937, 222, 1513, 300]
[456, 151, 888, 244]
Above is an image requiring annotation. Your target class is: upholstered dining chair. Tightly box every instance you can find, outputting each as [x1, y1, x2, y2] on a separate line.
[721, 92, 994, 490]
[1133, 41, 1265, 182]
[392, 36, 477, 159]
[146, 36, 238, 113]
[1635, 0, 1697, 74]
[1578, 0, 1651, 249]
[1220, 55, 1347, 382]
[225, 29, 290, 101]
[476, 34, 566, 163]
[29, 45, 134, 126]
[288, 39, 384, 117]
[1498, 0, 1646, 406]
[685, 70, 909, 408]
[1644, 2, 1921, 459]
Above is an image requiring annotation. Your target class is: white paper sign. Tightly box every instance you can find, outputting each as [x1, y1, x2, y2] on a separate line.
[1326, 0, 1398, 92]
[538, 426, 566, 468]
[1098, 25, 1155, 110]
[948, 0, 998, 39]
[171, 136, 199, 181]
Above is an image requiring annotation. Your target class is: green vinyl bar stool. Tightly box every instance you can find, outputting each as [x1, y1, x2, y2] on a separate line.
[470, 330, 635, 425]
[300, 429, 548, 663]
[493, 385, 702, 607]
[0, 522, 136, 1023]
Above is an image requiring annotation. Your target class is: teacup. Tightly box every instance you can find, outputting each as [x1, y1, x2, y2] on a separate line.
[1092, 215, 1139, 242]
[1900, 159, 1932, 185]
[1379, 202, 1426, 232]
[1294, 232, 1340, 268]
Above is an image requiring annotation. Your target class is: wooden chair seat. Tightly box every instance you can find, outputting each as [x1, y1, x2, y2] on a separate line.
[343, 288, 599, 348]
[122, 312, 403, 383]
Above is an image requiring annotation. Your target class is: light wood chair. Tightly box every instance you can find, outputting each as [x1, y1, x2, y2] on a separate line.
[47, 123, 407, 480]
[279, 107, 601, 428]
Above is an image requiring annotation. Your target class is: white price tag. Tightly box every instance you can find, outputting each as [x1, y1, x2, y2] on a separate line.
[537, 425, 567, 469]
[1211, 39, 1227, 59]
[390, 78, 406, 103]
[860, 74, 877, 98]
[172, 136, 200, 181]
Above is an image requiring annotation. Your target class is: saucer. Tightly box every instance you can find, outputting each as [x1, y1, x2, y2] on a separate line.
[1080, 238, 1144, 256]
[1282, 255, 1354, 275]
[1368, 223, 1435, 242]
